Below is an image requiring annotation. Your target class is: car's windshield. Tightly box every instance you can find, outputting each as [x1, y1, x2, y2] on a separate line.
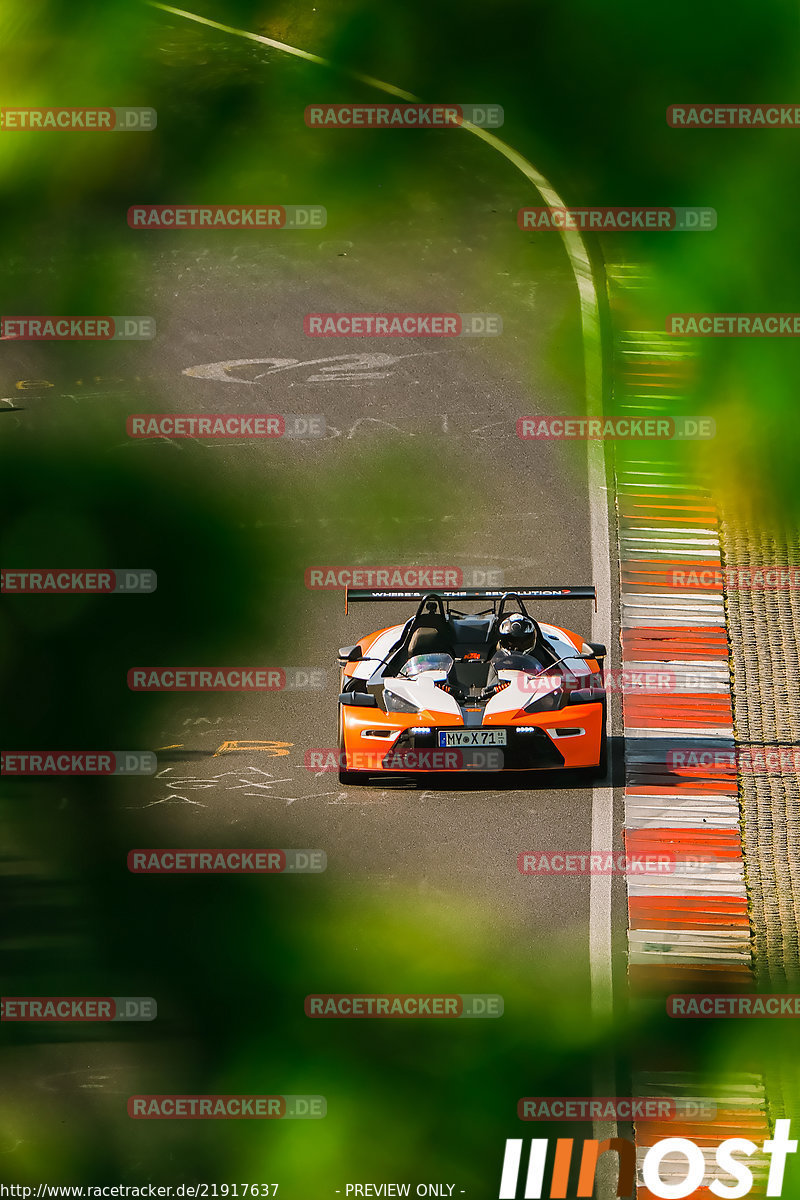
[399, 653, 454, 680]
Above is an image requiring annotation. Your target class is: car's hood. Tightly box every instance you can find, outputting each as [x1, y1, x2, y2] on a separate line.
[383, 676, 461, 718]
[483, 670, 559, 718]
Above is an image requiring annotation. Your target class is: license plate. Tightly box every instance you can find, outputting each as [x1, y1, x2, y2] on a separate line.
[438, 729, 507, 748]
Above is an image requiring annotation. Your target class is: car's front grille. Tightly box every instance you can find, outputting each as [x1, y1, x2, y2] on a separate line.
[388, 727, 564, 769]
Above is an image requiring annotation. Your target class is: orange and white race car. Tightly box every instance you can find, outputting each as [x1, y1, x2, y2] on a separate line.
[336, 587, 607, 783]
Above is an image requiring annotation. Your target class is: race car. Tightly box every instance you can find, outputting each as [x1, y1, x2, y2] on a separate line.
[336, 587, 607, 783]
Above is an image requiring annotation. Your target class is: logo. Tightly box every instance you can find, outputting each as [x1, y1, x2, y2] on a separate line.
[128, 1095, 326, 1119]
[305, 994, 503, 1017]
[0, 570, 156, 593]
[304, 313, 502, 337]
[1, 317, 155, 340]
[1, 753, 156, 776]
[2, 997, 156, 1021]
[126, 415, 325, 438]
[0, 107, 156, 130]
[127, 206, 326, 229]
[498, 1121, 796, 1198]
[127, 668, 327, 691]
[517, 416, 715, 440]
[668, 314, 800, 336]
[127, 849, 326, 874]
[518, 207, 716, 231]
[304, 104, 503, 128]
[668, 105, 800, 127]
[518, 852, 674, 875]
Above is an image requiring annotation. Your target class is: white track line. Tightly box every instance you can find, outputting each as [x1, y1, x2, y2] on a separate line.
[589, 438, 614, 1025]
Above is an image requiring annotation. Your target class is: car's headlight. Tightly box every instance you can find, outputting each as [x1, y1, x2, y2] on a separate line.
[383, 689, 419, 714]
[523, 687, 565, 714]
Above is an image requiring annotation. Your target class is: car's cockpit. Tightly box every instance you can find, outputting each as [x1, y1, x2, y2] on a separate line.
[339, 588, 604, 713]
[377, 594, 559, 706]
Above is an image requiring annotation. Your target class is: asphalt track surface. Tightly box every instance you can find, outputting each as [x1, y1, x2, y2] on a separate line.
[4, 190, 625, 939]
[0, 55, 627, 1191]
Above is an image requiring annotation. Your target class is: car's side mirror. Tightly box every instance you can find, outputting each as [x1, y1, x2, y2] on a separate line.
[570, 687, 606, 705]
[338, 691, 377, 707]
[338, 645, 363, 663]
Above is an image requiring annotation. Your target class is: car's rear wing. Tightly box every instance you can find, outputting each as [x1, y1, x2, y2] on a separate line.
[344, 585, 597, 613]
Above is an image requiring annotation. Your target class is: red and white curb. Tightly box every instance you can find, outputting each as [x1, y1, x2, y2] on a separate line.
[618, 458, 747, 969]
[606, 263, 770, 1187]
[634, 1071, 770, 1199]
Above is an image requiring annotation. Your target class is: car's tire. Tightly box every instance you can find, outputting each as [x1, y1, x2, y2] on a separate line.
[337, 704, 369, 786]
